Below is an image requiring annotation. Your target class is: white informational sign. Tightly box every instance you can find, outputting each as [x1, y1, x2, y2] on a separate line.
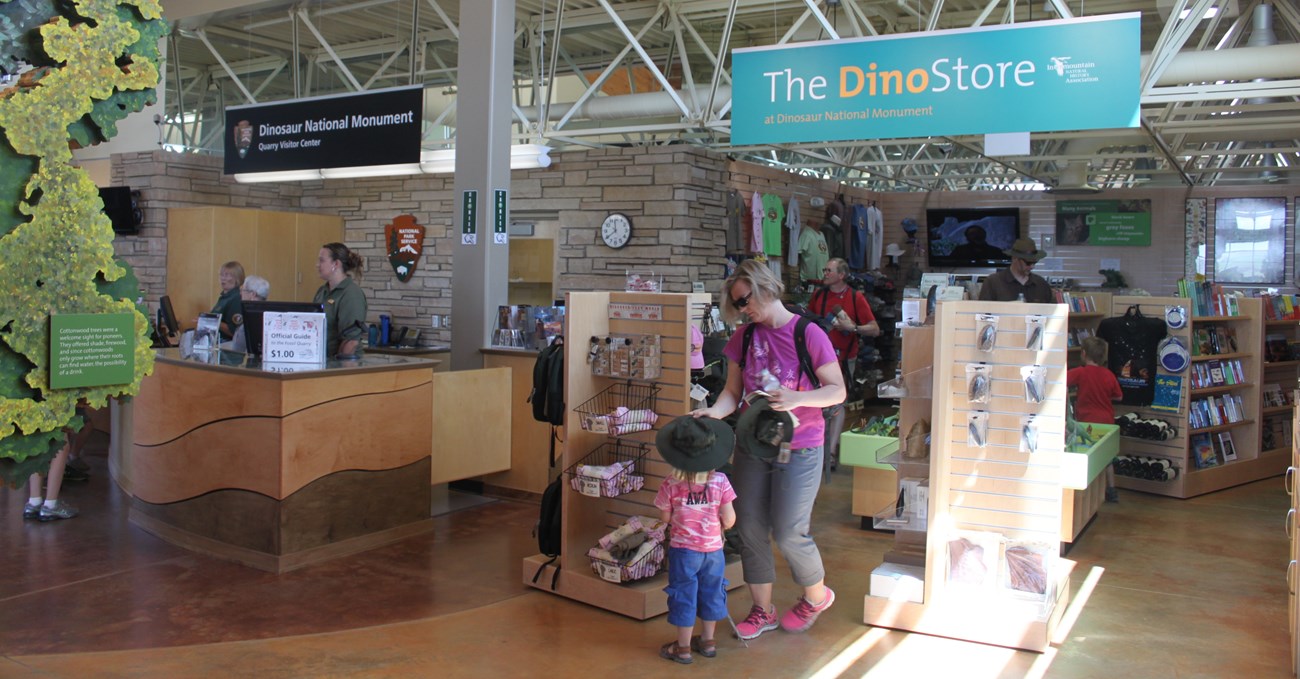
[608, 303, 663, 320]
[262, 311, 327, 364]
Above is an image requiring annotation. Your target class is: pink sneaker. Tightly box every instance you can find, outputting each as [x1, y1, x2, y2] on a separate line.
[780, 587, 835, 633]
[734, 604, 779, 640]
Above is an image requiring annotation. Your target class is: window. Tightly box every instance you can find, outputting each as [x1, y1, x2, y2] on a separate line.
[1213, 197, 1287, 285]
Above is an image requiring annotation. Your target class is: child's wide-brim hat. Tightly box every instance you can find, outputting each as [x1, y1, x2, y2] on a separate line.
[1003, 237, 1046, 262]
[735, 397, 795, 460]
[656, 415, 735, 472]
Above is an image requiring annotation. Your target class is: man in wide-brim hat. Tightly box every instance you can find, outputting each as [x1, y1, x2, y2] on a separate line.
[976, 237, 1054, 303]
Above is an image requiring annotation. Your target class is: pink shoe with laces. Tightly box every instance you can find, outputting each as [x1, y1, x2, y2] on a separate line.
[734, 604, 779, 640]
[780, 587, 835, 633]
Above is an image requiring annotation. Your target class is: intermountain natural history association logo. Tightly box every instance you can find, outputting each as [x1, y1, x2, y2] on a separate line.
[385, 214, 425, 282]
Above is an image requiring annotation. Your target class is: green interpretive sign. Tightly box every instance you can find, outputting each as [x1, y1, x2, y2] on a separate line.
[49, 313, 135, 389]
[1055, 199, 1151, 246]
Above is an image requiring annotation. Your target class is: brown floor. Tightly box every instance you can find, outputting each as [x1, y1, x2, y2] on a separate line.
[0, 431, 1292, 678]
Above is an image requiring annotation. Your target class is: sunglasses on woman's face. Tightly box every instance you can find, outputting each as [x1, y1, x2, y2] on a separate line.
[732, 291, 753, 309]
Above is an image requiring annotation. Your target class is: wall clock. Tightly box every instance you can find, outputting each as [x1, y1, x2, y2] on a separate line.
[601, 212, 632, 249]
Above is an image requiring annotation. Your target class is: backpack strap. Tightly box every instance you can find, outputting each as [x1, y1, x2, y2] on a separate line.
[740, 319, 820, 389]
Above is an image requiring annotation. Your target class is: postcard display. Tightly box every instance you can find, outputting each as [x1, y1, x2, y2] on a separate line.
[1108, 296, 1287, 498]
[864, 301, 1074, 652]
[521, 291, 743, 619]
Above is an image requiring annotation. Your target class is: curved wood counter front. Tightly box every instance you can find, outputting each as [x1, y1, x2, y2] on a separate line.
[113, 349, 435, 573]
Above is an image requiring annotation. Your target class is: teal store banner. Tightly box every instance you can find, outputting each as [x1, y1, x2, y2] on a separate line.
[731, 14, 1139, 145]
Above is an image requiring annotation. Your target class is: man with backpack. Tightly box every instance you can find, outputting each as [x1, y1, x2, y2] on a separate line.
[808, 258, 880, 472]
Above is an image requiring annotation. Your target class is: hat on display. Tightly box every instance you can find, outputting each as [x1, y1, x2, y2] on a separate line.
[1003, 238, 1046, 262]
[1158, 336, 1190, 373]
[901, 217, 918, 235]
[735, 397, 794, 460]
[655, 415, 735, 472]
[829, 214, 842, 226]
[885, 243, 906, 258]
[1165, 305, 1187, 330]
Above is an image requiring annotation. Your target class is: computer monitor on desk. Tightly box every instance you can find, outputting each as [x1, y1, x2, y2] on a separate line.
[152, 295, 180, 347]
[241, 300, 326, 356]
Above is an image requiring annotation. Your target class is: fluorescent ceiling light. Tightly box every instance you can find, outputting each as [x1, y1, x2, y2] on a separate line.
[236, 144, 554, 182]
[320, 163, 422, 179]
[233, 169, 324, 183]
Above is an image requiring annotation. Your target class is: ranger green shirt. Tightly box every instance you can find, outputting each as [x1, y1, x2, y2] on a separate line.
[210, 286, 243, 341]
[313, 277, 368, 356]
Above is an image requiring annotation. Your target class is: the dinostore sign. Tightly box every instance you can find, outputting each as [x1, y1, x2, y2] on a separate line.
[730, 14, 1140, 145]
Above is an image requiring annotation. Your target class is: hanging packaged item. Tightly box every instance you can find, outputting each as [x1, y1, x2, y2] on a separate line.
[1021, 365, 1046, 404]
[1020, 415, 1040, 454]
[966, 364, 992, 404]
[975, 313, 999, 352]
[967, 411, 989, 448]
[591, 333, 662, 380]
[1024, 314, 1046, 351]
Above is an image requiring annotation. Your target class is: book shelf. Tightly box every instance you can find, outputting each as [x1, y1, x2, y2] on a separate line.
[863, 301, 1074, 652]
[521, 291, 741, 619]
[1261, 318, 1299, 460]
[1062, 291, 1112, 369]
[1111, 296, 1287, 498]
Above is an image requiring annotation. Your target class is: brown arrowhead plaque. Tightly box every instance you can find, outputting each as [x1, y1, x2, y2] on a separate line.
[385, 215, 425, 282]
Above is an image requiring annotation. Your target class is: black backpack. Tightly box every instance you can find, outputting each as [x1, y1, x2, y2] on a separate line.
[531, 475, 563, 590]
[528, 337, 565, 426]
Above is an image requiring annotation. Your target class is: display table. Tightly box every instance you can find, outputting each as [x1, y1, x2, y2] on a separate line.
[111, 348, 436, 573]
[365, 344, 450, 371]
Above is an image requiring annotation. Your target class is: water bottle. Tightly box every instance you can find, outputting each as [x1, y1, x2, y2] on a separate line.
[380, 315, 391, 345]
[760, 369, 781, 393]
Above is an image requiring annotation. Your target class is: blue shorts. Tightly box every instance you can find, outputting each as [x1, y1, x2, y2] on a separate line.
[664, 547, 728, 627]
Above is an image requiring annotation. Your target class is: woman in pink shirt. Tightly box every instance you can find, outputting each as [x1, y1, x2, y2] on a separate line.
[694, 260, 846, 641]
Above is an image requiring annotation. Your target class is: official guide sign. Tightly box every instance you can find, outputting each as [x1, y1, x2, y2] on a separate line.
[731, 14, 1139, 145]
[262, 311, 326, 364]
[224, 86, 422, 174]
[50, 313, 134, 389]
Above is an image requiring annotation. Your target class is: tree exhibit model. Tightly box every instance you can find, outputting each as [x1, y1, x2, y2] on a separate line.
[0, 0, 165, 484]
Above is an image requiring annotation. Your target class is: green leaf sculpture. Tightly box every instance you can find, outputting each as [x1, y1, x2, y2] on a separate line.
[0, 0, 166, 487]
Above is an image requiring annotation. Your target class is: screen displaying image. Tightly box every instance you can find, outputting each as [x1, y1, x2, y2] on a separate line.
[926, 208, 1021, 268]
[1214, 197, 1286, 285]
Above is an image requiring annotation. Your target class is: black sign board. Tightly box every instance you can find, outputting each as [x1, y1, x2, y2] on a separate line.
[223, 86, 423, 175]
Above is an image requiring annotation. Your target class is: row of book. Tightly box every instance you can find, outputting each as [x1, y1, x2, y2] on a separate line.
[1264, 334, 1300, 363]
[1178, 279, 1242, 317]
[1189, 394, 1247, 429]
[1262, 383, 1294, 408]
[1191, 323, 1239, 357]
[1260, 293, 1300, 321]
[1188, 358, 1245, 390]
[1056, 291, 1099, 313]
[1262, 417, 1293, 452]
[1189, 431, 1239, 469]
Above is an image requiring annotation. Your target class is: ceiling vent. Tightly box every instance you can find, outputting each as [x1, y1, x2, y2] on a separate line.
[1047, 160, 1102, 195]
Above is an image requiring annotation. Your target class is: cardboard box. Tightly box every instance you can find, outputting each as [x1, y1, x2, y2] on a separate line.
[870, 562, 925, 603]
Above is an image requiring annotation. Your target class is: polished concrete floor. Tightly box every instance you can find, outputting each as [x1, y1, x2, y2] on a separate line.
[0, 431, 1292, 678]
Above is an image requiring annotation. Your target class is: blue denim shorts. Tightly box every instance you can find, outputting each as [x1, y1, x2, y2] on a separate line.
[664, 547, 729, 627]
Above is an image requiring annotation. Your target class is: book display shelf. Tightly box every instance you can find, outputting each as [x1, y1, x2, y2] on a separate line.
[864, 301, 1074, 652]
[521, 291, 742, 619]
[1111, 295, 1287, 498]
[1261, 312, 1299, 461]
[1063, 291, 1112, 369]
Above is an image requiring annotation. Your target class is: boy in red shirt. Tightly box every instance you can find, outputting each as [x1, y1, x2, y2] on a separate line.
[1067, 337, 1123, 502]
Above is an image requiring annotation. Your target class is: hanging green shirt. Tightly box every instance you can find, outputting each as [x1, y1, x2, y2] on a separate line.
[313, 276, 368, 356]
[761, 193, 785, 258]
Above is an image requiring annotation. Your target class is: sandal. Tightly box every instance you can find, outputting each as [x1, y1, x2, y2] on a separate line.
[659, 641, 693, 664]
[690, 635, 717, 658]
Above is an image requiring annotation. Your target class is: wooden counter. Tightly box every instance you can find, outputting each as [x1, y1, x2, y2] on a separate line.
[113, 349, 436, 573]
[481, 347, 555, 497]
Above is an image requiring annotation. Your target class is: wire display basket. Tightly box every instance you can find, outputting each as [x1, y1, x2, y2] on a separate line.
[565, 440, 649, 498]
[574, 381, 660, 435]
[589, 540, 665, 583]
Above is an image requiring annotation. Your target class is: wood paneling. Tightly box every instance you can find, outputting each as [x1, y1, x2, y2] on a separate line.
[255, 210, 298, 303]
[430, 367, 512, 484]
[165, 208, 218, 327]
[481, 351, 555, 495]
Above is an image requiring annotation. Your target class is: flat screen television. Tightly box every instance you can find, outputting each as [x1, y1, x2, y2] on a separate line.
[241, 300, 326, 356]
[926, 207, 1022, 268]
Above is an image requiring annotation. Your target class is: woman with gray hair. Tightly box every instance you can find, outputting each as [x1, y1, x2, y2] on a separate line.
[227, 275, 270, 352]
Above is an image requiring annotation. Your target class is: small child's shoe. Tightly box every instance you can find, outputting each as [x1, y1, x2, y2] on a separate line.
[39, 500, 78, 522]
[690, 635, 716, 658]
[659, 641, 692, 664]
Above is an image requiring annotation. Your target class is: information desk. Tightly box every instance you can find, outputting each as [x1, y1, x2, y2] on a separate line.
[112, 349, 436, 573]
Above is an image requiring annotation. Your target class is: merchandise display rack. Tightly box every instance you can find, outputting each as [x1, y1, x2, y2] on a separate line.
[864, 300, 1074, 652]
[1110, 296, 1286, 498]
[521, 291, 740, 620]
[1261, 318, 1299, 460]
